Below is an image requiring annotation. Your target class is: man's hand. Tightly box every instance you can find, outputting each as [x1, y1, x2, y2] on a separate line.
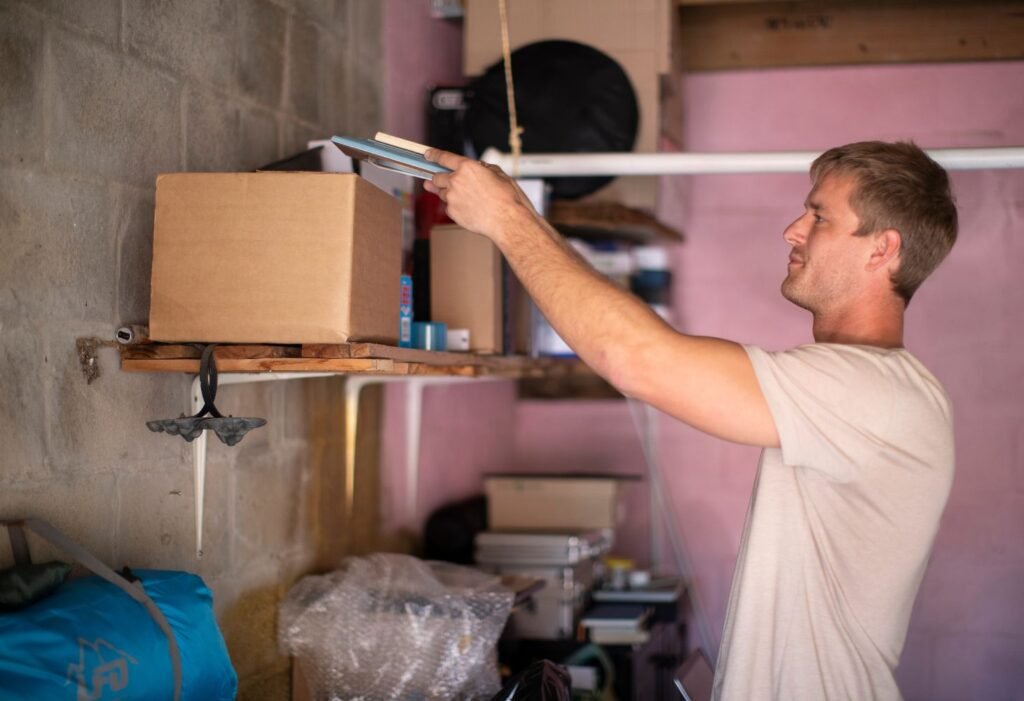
[423, 148, 537, 246]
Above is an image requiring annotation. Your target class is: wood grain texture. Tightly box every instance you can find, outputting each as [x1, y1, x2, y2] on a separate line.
[121, 358, 390, 374]
[121, 344, 300, 360]
[303, 342, 492, 366]
[120, 342, 591, 380]
[679, 0, 1024, 71]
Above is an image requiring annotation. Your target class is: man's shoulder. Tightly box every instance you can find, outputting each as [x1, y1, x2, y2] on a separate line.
[746, 342, 951, 410]
[745, 342, 894, 375]
[750, 342, 927, 370]
[746, 343, 953, 478]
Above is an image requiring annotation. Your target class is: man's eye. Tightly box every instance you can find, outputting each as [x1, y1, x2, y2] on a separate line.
[813, 214, 825, 224]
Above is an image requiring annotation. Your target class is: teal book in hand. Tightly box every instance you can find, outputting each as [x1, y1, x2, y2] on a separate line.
[331, 132, 451, 180]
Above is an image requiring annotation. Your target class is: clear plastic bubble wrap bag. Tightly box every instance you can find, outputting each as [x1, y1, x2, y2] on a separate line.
[279, 553, 514, 700]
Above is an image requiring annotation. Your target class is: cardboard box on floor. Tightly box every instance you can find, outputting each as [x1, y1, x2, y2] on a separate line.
[486, 475, 623, 532]
[430, 224, 504, 354]
[292, 659, 311, 701]
[149, 172, 401, 344]
[463, 0, 672, 210]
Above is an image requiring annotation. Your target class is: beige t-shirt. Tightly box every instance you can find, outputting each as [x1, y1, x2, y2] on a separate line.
[713, 344, 954, 701]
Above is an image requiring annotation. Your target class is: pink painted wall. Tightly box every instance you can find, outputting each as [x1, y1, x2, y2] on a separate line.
[383, 0, 463, 142]
[674, 62, 1024, 701]
[381, 6, 1024, 696]
[378, 2, 520, 537]
[380, 381, 519, 534]
[518, 61, 1024, 699]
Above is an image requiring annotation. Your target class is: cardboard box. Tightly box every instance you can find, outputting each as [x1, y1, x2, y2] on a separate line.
[149, 172, 401, 344]
[464, 0, 670, 77]
[430, 224, 503, 354]
[360, 162, 416, 257]
[292, 659, 311, 701]
[486, 475, 622, 532]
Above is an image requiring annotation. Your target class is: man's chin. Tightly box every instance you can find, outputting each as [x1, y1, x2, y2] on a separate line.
[781, 282, 813, 312]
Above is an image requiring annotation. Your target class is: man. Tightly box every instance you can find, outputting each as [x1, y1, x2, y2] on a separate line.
[425, 141, 957, 700]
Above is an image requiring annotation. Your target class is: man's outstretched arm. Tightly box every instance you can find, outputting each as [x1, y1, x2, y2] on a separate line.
[425, 149, 779, 448]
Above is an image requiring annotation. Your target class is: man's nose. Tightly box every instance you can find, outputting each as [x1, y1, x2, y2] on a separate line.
[783, 215, 807, 246]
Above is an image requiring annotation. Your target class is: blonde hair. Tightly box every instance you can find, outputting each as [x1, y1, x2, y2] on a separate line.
[811, 141, 958, 305]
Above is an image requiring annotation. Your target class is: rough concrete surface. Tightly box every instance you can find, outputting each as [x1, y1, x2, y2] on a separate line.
[0, 471, 120, 566]
[48, 33, 182, 185]
[123, 0, 237, 89]
[0, 6, 45, 164]
[0, 320, 48, 481]
[286, 18, 322, 123]
[113, 185, 156, 324]
[0, 169, 116, 322]
[239, 105, 281, 169]
[43, 341, 184, 473]
[237, 0, 288, 107]
[0, 2, 387, 699]
[26, 0, 120, 46]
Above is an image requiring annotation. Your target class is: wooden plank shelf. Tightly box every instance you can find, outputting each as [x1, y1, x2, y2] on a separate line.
[119, 341, 587, 379]
[676, 0, 1024, 72]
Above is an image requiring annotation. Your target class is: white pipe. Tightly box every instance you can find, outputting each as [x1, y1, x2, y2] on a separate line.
[481, 146, 1024, 176]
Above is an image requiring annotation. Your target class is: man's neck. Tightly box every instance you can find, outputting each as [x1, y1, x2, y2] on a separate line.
[811, 297, 905, 348]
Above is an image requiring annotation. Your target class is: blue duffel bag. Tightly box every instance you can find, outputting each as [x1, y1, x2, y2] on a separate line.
[0, 519, 237, 701]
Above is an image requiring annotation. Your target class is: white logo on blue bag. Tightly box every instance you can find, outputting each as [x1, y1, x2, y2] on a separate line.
[65, 638, 139, 700]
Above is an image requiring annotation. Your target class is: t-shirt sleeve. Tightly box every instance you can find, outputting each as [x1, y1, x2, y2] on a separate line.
[744, 344, 896, 482]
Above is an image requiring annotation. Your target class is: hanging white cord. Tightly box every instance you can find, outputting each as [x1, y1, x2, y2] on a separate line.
[628, 397, 720, 666]
[498, 0, 523, 176]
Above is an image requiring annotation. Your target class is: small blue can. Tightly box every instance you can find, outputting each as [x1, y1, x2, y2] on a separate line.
[411, 321, 448, 351]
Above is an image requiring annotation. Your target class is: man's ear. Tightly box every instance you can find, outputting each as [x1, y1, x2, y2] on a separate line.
[866, 228, 901, 272]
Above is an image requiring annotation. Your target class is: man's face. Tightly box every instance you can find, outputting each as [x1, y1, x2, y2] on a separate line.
[781, 173, 870, 313]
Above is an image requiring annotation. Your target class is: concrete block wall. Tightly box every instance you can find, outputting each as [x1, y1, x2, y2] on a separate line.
[0, 1, 383, 698]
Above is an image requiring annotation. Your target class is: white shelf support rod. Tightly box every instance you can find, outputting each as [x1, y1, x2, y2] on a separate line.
[188, 368, 507, 559]
[190, 372, 334, 558]
[343, 375, 505, 529]
[481, 146, 1024, 176]
[403, 380, 425, 524]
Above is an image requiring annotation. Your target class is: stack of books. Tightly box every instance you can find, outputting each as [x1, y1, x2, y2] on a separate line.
[331, 132, 451, 180]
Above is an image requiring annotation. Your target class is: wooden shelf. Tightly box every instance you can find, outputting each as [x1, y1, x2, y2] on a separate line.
[548, 201, 683, 244]
[519, 368, 624, 400]
[119, 341, 590, 379]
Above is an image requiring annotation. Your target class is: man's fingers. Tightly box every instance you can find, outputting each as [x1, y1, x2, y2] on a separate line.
[429, 172, 451, 199]
[424, 179, 447, 202]
[425, 148, 470, 170]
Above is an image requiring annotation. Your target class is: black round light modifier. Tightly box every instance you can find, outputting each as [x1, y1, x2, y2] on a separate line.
[466, 40, 639, 199]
